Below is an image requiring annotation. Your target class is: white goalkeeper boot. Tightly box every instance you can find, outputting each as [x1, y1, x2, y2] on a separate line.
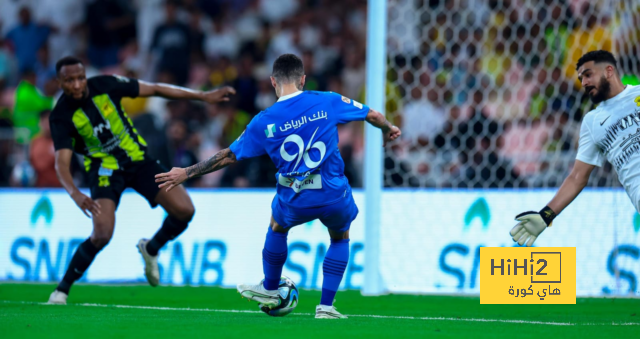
[137, 239, 159, 287]
[237, 282, 280, 307]
[315, 304, 347, 319]
[47, 290, 68, 305]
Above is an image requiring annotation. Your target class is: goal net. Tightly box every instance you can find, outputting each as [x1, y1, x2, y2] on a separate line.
[375, 0, 640, 296]
[384, 0, 640, 189]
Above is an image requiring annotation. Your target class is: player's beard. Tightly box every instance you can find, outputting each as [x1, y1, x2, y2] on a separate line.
[588, 76, 611, 104]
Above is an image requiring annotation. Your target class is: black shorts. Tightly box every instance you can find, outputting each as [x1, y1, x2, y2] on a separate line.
[87, 158, 167, 209]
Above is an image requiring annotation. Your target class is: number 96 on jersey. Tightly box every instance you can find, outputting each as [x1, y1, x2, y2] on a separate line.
[480, 247, 576, 304]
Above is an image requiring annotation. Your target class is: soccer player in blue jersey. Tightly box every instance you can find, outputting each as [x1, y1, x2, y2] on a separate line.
[155, 54, 401, 319]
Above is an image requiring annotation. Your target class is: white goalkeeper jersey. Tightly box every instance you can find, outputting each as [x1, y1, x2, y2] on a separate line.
[576, 84, 640, 211]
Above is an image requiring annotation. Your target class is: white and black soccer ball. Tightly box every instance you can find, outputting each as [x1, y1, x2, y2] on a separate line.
[259, 276, 299, 317]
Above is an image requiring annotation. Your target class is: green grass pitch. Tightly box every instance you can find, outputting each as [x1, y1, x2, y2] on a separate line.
[0, 283, 638, 338]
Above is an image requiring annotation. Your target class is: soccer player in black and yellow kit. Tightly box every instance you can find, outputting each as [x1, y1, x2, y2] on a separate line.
[47, 56, 235, 304]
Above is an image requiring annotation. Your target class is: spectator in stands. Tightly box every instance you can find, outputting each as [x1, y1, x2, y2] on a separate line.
[0, 38, 15, 87]
[166, 119, 199, 187]
[403, 87, 447, 148]
[29, 110, 59, 187]
[0, 117, 12, 187]
[232, 55, 258, 114]
[34, 45, 55, 91]
[341, 48, 365, 99]
[564, 4, 612, 86]
[204, 18, 240, 60]
[12, 69, 53, 144]
[37, 0, 85, 63]
[5, 7, 50, 73]
[465, 136, 524, 189]
[150, 0, 192, 85]
[85, 0, 134, 69]
[301, 50, 326, 91]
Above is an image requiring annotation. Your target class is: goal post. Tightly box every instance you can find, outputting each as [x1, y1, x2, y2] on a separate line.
[363, 0, 387, 296]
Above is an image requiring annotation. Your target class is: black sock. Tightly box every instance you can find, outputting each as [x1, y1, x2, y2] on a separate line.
[146, 216, 189, 256]
[57, 238, 101, 294]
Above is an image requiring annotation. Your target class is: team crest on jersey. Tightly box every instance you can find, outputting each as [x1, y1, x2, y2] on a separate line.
[341, 96, 351, 104]
[634, 96, 640, 106]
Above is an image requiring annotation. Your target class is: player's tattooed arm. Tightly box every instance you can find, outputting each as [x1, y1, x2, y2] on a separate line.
[185, 148, 237, 179]
[365, 108, 393, 132]
[365, 109, 402, 146]
[156, 148, 237, 191]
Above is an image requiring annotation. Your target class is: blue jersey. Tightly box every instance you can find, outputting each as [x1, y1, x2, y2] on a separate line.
[229, 91, 370, 208]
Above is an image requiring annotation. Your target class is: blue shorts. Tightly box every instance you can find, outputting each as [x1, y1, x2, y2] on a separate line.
[271, 191, 359, 232]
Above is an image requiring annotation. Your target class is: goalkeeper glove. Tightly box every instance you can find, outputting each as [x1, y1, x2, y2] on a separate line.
[510, 206, 556, 247]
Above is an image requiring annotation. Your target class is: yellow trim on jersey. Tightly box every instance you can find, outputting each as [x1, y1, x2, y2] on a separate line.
[72, 108, 119, 171]
[93, 94, 145, 162]
[123, 105, 148, 146]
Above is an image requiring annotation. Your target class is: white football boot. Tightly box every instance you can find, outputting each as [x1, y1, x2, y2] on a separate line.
[47, 290, 68, 305]
[315, 304, 348, 319]
[237, 283, 280, 308]
[137, 239, 159, 287]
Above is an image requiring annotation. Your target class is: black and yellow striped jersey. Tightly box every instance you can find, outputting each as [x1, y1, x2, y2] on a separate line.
[50, 75, 148, 171]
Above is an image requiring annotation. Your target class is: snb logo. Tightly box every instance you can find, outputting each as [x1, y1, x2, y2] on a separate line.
[93, 121, 111, 136]
[280, 127, 326, 170]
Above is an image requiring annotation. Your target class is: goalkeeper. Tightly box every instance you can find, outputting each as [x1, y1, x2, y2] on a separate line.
[512, 50, 640, 246]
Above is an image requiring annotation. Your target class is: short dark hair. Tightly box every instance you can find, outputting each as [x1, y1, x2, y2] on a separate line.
[55, 56, 83, 75]
[272, 54, 304, 84]
[576, 50, 618, 71]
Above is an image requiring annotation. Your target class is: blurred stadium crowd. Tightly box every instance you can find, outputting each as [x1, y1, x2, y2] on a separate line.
[0, 0, 638, 189]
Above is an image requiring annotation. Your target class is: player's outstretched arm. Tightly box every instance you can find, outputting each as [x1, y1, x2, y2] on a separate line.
[137, 80, 236, 104]
[55, 149, 101, 217]
[511, 160, 596, 246]
[155, 148, 237, 192]
[365, 109, 402, 146]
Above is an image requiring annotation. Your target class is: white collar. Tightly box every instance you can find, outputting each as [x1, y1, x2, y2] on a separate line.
[277, 91, 303, 102]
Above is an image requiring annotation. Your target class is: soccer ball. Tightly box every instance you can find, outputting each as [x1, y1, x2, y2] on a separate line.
[259, 276, 299, 317]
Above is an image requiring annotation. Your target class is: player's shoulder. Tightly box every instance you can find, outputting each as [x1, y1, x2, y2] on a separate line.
[302, 90, 342, 99]
[50, 95, 73, 121]
[582, 105, 603, 123]
[87, 74, 115, 85]
[247, 110, 268, 128]
[88, 74, 134, 91]
[305, 90, 329, 96]
[626, 84, 640, 96]
[581, 103, 613, 132]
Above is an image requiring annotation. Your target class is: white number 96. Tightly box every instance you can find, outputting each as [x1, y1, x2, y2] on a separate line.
[280, 127, 326, 170]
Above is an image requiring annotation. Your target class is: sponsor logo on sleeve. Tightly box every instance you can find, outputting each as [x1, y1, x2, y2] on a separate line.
[353, 100, 363, 109]
[341, 96, 351, 104]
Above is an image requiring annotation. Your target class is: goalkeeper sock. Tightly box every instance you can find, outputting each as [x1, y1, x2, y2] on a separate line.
[57, 238, 101, 294]
[320, 239, 350, 306]
[262, 227, 288, 290]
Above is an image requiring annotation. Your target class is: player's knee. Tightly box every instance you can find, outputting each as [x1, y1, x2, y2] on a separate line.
[329, 229, 349, 240]
[270, 223, 288, 233]
[90, 231, 113, 249]
[172, 203, 195, 223]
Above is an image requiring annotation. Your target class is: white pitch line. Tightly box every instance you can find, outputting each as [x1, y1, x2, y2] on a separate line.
[2, 300, 639, 326]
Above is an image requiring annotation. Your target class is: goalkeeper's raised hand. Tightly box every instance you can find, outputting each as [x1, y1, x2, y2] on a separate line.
[510, 206, 556, 247]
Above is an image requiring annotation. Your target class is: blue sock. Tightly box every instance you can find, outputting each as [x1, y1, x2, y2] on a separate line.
[321, 238, 350, 306]
[262, 227, 288, 290]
